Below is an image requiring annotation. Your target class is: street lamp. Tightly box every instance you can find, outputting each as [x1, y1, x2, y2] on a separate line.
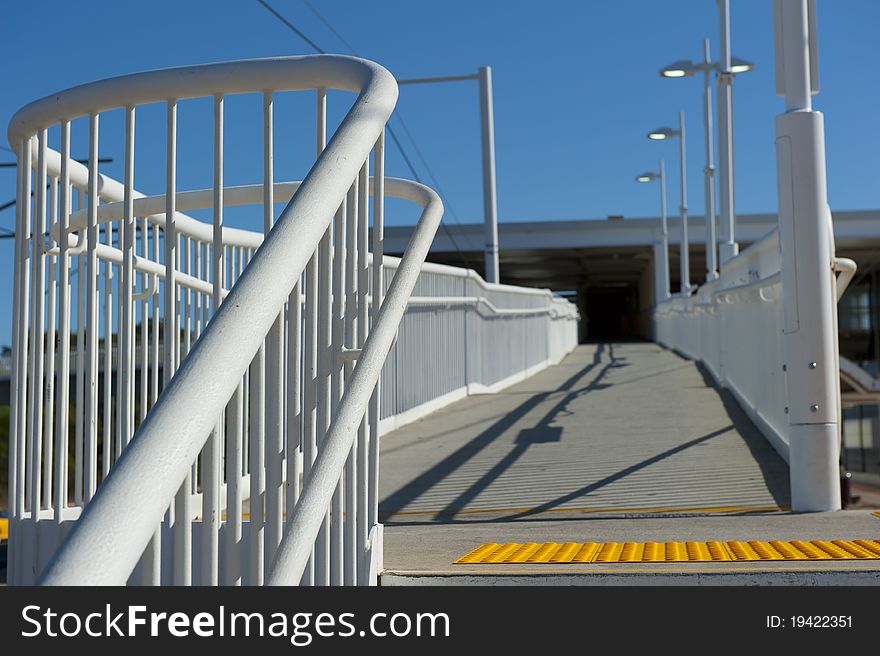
[646, 112, 690, 295]
[398, 67, 500, 283]
[635, 160, 670, 302]
[660, 41, 754, 281]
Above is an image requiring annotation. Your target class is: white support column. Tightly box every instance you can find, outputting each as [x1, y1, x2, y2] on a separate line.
[478, 66, 500, 284]
[775, 0, 840, 512]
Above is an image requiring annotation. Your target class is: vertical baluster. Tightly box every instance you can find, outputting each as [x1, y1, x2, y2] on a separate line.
[314, 88, 331, 586]
[28, 131, 48, 558]
[300, 90, 325, 586]
[7, 142, 20, 585]
[240, 247, 249, 483]
[248, 337, 265, 585]
[121, 106, 136, 453]
[10, 137, 33, 585]
[225, 382, 243, 586]
[142, 219, 161, 586]
[44, 176, 58, 511]
[74, 189, 85, 507]
[194, 241, 201, 336]
[248, 207, 266, 586]
[151, 221, 160, 406]
[285, 275, 302, 551]
[165, 99, 191, 586]
[302, 252, 318, 587]
[102, 222, 112, 478]
[187, 237, 197, 495]
[202, 244, 210, 327]
[183, 236, 191, 357]
[330, 195, 346, 585]
[54, 123, 72, 526]
[367, 131, 385, 579]
[203, 93, 224, 587]
[316, 210, 332, 586]
[263, 91, 284, 569]
[343, 176, 359, 585]
[356, 161, 369, 584]
[139, 217, 149, 425]
[84, 114, 100, 505]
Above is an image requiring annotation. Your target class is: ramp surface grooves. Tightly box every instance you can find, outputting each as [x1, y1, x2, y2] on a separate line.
[456, 539, 880, 564]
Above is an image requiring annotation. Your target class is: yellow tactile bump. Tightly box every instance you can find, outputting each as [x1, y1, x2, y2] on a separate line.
[454, 539, 880, 564]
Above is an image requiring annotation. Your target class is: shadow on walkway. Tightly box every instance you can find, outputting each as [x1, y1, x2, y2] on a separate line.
[380, 342, 791, 525]
[380, 343, 614, 518]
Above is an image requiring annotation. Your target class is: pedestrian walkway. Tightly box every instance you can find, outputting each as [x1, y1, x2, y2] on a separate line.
[378, 343, 880, 584]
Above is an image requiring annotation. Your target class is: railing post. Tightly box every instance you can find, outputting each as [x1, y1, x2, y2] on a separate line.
[774, 0, 840, 511]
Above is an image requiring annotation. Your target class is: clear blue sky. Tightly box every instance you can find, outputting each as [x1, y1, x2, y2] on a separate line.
[2, 1, 879, 345]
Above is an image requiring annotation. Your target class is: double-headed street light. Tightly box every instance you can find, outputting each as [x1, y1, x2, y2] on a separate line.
[660, 0, 755, 270]
[660, 41, 754, 281]
[647, 112, 690, 296]
[635, 160, 670, 302]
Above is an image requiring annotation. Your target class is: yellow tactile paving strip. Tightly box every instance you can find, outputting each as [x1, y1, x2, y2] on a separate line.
[455, 539, 880, 564]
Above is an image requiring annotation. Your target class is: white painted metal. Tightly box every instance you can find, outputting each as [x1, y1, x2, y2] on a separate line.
[655, 231, 789, 459]
[717, 0, 739, 264]
[368, 132, 385, 586]
[478, 66, 500, 284]
[8, 54, 579, 587]
[700, 39, 718, 281]
[636, 161, 670, 304]
[266, 178, 442, 586]
[397, 69, 500, 283]
[774, 0, 840, 512]
[656, 0, 848, 517]
[648, 116, 689, 295]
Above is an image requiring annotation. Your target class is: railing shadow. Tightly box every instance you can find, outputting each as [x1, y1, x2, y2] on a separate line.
[381, 341, 791, 526]
[379, 343, 613, 518]
[692, 361, 791, 508]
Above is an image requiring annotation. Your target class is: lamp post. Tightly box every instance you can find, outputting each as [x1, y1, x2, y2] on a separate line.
[398, 67, 499, 283]
[660, 41, 754, 281]
[647, 113, 689, 295]
[718, 0, 742, 265]
[635, 161, 670, 302]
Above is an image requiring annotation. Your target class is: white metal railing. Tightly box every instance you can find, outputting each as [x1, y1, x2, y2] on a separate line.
[654, 226, 854, 498]
[7, 55, 578, 586]
[377, 259, 578, 434]
[655, 230, 790, 456]
[8, 54, 414, 586]
[656, 0, 853, 513]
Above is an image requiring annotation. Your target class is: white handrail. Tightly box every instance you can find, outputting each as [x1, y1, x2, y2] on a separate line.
[405, 295, 576, 318]
[37, 55, 398, 585]
[266, 183, 443, 586]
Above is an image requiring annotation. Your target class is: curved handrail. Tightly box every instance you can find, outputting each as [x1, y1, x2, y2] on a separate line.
[37, 55, 398, 585]
[9, 55, 394, 143]
[404, 295, 577, 318]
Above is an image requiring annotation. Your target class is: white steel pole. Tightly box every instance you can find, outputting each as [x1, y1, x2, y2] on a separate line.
[678, 112, 690, 295]
[775, 0, 840, 511]
[657, 160, 670, 302]
[717, 0, 738, 264]
[478, 66, 500, 284]
[702, 39, 718, 281]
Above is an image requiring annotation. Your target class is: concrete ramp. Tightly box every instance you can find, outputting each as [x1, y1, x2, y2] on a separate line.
[378, 343, 880, 584]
